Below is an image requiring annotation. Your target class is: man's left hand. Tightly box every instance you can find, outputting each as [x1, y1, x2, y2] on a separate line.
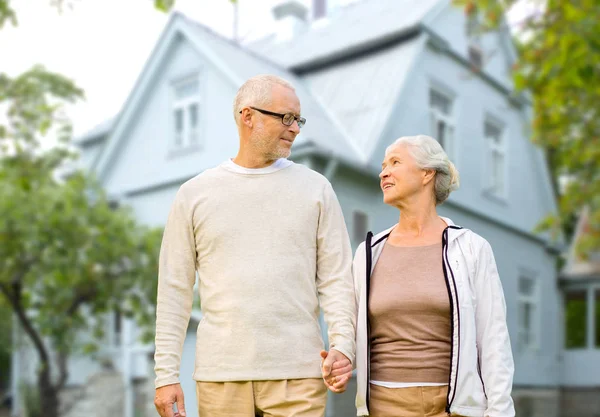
[320, 349, 352, 393]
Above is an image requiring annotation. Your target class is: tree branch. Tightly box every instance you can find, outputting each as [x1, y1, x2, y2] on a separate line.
[0, 281, 51, 370]
[56, 351, 69, 391]
[65, 287, 96, 316]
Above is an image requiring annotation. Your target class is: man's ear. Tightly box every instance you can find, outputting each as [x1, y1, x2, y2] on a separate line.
[240, 108, 253, 128]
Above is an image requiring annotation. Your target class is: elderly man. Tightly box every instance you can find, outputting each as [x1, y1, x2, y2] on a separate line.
[153, 74, 356, 417]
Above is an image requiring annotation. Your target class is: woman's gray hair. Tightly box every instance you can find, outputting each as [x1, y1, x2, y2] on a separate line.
[386, 135, 460, 205]
[233, 75, 295, 124]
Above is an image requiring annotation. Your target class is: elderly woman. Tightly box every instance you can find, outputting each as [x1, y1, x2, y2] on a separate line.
[352, 135, 515, 417]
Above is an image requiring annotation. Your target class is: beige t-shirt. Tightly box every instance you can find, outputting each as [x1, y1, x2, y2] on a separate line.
[368, 242, 451, 383]
[154, 160, 356, 388]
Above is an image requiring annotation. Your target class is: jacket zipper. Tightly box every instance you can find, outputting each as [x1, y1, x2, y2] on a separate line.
[365, 231, 373, 410]
[477, 354, 488, 399]
[442, 226, 462, 415]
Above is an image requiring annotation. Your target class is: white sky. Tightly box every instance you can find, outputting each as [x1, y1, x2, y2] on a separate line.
[0, 0, 530, 139]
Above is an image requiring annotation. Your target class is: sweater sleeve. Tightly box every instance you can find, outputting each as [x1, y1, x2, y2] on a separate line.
[315, 182, 357, 363]
[154, 187, 197, 388]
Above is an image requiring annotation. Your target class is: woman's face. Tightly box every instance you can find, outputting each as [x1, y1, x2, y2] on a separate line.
[379, 144, 429, 206]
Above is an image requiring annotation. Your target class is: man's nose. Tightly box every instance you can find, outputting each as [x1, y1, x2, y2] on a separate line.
[288, 120, 300, 134]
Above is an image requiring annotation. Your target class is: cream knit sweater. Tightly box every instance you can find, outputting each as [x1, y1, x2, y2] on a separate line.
[154, 159, 356, 388]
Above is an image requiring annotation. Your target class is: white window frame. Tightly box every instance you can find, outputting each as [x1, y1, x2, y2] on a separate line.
[171, 73, 202, 151]
[517, 272, 540, 352]
[484, 117, 507, 198]
[429, 87, 456, 161]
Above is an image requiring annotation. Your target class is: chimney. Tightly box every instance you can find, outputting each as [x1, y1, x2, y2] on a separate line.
[272, 0, 308, 42]
[313, 0, 327, 20]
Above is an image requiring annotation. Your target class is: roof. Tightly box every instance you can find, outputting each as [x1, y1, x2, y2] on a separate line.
[73, 116, 116, 146]
[86, 0, 450, 177]
[302, 35, 424, 157]
[247, 0, 441, 70]
[561, 207, 600, 281]
[182, 15, 367, 165]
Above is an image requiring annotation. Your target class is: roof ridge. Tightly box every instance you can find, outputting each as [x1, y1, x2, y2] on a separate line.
[180, 14, 294, 75]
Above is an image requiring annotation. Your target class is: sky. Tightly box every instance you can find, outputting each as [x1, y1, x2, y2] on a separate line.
[0, 0, 530, 139]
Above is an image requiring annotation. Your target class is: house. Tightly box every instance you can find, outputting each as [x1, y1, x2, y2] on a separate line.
[558, 207, 600, 417]
[11, 0, 567, 416]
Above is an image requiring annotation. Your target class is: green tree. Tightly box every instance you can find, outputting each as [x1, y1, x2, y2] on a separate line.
[0, 3, 163, 417]
[454, 0, 600, 255]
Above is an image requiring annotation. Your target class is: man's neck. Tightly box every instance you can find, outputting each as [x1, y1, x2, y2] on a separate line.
[232, 152, 277, 169]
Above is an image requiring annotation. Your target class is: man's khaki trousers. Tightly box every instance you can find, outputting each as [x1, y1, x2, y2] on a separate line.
[196, 379, 327, 417]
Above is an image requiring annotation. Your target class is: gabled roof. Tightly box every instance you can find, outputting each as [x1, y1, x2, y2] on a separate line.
[561, 207, 600, 281]
[247, 0, 442, 70]
[302, 35, 425, 158]
[91, 12, 368, 180]
[182, 15, 367, 165]
[73, 116, 115, 146]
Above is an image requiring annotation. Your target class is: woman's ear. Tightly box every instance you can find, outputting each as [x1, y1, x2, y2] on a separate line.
[423, 169, 436, 186]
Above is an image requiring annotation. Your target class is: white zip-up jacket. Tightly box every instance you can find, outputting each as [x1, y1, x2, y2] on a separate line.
[354, 218, 515, 417]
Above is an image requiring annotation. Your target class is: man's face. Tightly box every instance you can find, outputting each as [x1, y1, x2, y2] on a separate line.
[250, 85, 302, 160]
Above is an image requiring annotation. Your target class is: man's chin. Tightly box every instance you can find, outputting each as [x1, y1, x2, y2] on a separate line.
[277, 148, 292, 159]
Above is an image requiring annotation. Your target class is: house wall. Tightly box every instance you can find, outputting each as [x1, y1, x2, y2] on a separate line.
[426, 2, 515, 90]
[102, 35, 240, 198]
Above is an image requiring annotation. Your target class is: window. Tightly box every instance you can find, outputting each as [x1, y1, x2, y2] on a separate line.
[429, 88, 455, 158]
[112, 310, 122, 347]
[484, 120, 506, 197]
[517, 275, 539, 351]
[465, 9, 484, 70]
[353, 211, 368, 244]
[172, 75, 201, 149]
[564, 290, 587, 349]
[468, 44, 483, 69]
[514, 396, 535, 417]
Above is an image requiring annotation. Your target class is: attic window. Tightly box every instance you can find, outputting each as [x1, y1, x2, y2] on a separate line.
[484, 119, 506, 197]
[468, 44, 483, 69]
[171, 74, 202, 150]
[429, 88, 455, 160]
[313, 0, 326, 19]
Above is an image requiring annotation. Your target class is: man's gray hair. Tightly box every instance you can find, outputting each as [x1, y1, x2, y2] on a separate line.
[233, 75, 296, 124]
[386, 135, 460, 205]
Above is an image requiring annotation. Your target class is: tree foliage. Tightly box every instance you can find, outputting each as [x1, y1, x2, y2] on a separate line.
[0, 2, 164, 416]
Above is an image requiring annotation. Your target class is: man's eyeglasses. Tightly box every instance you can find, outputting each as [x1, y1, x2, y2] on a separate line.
[240, 106, 306, 129]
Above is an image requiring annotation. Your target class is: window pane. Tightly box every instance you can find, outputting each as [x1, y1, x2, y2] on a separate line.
[468, 45, 483, 68]
[189, 103, 198, 127]
[174, 79, 199, 100]
[174, 109, 183, 145]
[430, 89, 451, 115]
[485, 122, 502, 144]
[437, 120, 446, 149]
[596, 290, 600, 348]
[188, 103, 199, 144]
[519, 276, 534, 297]
[353, 211, 368, 243]
[492, 152, 504, 193]
[565, 291, 588, 349]
[175, 109, 183, 132]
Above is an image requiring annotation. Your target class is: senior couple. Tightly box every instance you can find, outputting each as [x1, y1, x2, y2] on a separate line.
[153, 75, 515, 417]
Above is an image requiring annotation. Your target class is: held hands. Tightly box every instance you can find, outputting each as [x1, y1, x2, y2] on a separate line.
[320, 349, 352, 393]
[154, 383, 186, 417]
